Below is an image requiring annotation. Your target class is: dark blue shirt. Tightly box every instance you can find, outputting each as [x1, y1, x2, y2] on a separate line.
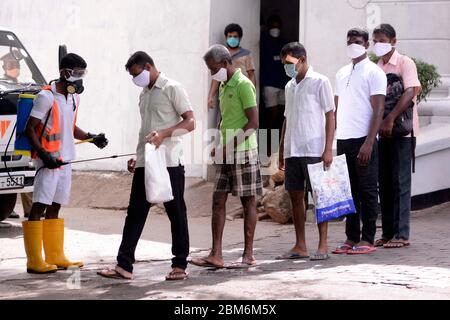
[260, 34, 290, 89]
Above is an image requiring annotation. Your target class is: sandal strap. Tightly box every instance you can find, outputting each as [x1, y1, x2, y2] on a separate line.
[351, 246, 372, 251]
[166, 271, 188, 280]
[385, 239, 409, 246]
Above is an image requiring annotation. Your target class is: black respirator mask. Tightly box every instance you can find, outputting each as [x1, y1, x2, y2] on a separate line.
[65, 78, 84, 94]
[60, 68, 87, 94]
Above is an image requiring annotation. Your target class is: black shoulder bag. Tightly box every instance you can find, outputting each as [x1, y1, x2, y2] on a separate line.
[384, 73, 416, 172]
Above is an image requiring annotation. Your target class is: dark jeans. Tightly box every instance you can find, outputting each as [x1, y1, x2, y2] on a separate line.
[337, 137, 379, 245]
[379, 137, 414, 240]
[117, 166, 189, 273]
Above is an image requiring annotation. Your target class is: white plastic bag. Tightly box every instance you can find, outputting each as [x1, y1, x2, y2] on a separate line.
[145, 143, 174, 203]
[307, 154, 356, 223]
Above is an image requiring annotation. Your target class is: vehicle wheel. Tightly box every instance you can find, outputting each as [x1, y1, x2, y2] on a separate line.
[0, 194, 17, 221]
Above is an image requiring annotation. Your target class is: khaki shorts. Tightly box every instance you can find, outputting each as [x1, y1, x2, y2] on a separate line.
[263, 86, 285, 108]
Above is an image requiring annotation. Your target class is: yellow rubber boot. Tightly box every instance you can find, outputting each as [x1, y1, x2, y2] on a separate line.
[22, 221, 58, 274]
[43, 219, 84, 269]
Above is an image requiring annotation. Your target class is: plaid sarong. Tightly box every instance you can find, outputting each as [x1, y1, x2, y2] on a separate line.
[214, 149, 263, 197]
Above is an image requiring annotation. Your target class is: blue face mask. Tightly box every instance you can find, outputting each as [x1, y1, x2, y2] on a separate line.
[284, 63, 298, 78]
[226, 37, 240, 48]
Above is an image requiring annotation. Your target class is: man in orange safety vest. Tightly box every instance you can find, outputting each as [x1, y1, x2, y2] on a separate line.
[23, 53, 108, 274]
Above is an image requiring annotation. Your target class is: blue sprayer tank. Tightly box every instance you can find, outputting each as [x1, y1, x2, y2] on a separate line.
[14, 93, 36, 157]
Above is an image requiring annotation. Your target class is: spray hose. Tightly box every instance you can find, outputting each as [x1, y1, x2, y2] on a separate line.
[63, 153, 136, 165]
[33, 153, 137, 176]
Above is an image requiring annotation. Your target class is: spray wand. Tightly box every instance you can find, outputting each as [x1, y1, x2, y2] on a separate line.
[64, 153, 136, 165]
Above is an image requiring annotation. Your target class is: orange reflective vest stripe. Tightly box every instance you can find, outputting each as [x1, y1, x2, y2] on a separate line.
[32, 85, 78, 159]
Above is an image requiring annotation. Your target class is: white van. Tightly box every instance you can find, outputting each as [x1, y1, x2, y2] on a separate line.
[0, 28, 46, 221]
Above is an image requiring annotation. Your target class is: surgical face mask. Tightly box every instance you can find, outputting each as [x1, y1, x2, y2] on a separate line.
[132, 69, 151, 87]
[227, 37, 240, 48]
[284, 63, 298, 78]
[346, 43, 367, 59]
[374, 42, 393, 57]
[269, 28, 281, 38]
[211, 67, 228, 82]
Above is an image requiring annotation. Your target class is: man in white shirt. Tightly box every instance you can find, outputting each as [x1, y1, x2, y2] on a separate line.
[332, 28, 386, 255]
[277, 42, 336, 261]
[98, 51, 195, 281]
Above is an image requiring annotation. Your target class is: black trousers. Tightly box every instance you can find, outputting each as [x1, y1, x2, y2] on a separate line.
[117, 166, 189, 272]
[379, 137, 414, 240]
[337, 137, 379, 245]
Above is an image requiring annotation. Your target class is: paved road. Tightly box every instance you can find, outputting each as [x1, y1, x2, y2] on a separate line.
[1, 202, 450, 300]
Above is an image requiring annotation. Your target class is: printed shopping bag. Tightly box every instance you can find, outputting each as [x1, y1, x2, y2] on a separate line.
[307, 155, 356, 223]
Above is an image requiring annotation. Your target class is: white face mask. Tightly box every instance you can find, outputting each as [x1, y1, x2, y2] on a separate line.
[132, 69, 151, 87]
[211, 67, 228, 82]
[374, 42, 393, 57]
[346, 43, 367, 59]
[269, 28, 281, 38]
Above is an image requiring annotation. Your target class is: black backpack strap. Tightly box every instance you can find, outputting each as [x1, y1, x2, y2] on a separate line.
[39, 109, 52, 142]
[32, 108, 51, 158]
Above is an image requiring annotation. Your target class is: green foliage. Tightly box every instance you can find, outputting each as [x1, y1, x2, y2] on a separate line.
[413, 58, 441, 103]
[368, 51, 380, 64]
[368, 51, 441, 103]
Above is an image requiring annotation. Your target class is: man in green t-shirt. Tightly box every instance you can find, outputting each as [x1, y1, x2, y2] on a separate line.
[190, 44, 262, 269]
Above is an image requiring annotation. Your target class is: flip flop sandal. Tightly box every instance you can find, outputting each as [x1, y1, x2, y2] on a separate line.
[188, 258, 224, 269]
[375, 238, 390, 247]
[225, 260, 257, 269]
[165, 271, 189, 281]
[383, 240, 410, 249]
[332, 243, 353, 254]
[275, 251, 310, 260]
[97, 268, 133, 280]
[310, 252, 330, 261]
[347, 246, 377, 255]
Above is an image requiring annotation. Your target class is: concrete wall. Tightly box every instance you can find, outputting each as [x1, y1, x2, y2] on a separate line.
[301, 0, 450, 85]
[413, 123, 450, 196]
[1, 0, 211, 177]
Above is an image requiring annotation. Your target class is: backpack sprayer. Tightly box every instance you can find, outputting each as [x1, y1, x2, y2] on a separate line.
[3, 93, 136, 186]
[2, 91, 38, 187]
